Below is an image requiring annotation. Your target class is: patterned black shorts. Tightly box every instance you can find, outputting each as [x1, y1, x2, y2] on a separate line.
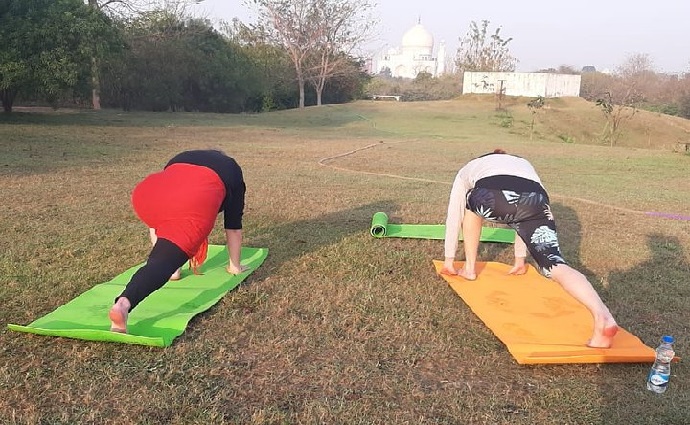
[466, 175, 567, 276]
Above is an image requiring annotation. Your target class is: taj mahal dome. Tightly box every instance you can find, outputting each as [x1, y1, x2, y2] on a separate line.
[374, 20, 447, 79]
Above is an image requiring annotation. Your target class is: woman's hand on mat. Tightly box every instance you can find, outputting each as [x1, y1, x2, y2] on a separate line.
[508, 258, 527, 276]
[226, 264, 249, 275]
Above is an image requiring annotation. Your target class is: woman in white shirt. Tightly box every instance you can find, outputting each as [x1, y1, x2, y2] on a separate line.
[443, 149, 618, 348]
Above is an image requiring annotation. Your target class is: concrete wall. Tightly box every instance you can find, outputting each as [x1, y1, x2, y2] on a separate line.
[462, 72, 581, 97]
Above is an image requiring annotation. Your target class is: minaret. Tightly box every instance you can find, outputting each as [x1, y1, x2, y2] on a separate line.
[436, 40, 446, 76]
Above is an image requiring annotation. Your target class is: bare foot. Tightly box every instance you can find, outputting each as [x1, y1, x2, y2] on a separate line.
[440, 266, 457, 275]
[457, 268, 477, 281]
[109, 298, 130, 333]
[587, 324, 619, 348]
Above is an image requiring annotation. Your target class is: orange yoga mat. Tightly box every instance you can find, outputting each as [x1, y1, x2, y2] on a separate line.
[434, 260, 657, 364]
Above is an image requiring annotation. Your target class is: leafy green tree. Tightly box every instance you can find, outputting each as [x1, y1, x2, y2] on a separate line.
[455, 20, 517, 73]
[101, 11, 265, 112]
[319, 57, 371, 104]
[679, 93, 690, 119]
[0, 0, 118, 112]
[222, 18, 299, 111]
[85, 0, 204, 109]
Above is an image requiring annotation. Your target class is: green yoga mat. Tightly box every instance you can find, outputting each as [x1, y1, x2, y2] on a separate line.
[370, 211, 515, 243]
[7, 245, 268, 347]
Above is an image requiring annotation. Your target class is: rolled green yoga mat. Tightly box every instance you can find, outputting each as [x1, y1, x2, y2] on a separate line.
[370, 211, 515, 243]
[7, 245, 268, 347]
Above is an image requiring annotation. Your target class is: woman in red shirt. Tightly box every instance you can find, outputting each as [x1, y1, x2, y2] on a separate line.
[109, 149, 247, 333]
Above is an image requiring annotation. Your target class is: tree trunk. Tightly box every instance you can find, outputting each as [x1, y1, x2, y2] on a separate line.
[1, 88, 17, 113]
[298, 76, 305, 109]
[87, 0, 101, 110]
[91, 56, 102, 110]
[315, 74, 326, 106]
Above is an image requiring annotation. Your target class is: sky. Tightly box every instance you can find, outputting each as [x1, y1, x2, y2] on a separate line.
[191, 0, 689, 74]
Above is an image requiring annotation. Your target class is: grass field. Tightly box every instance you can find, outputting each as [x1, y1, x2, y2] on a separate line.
[1, 96, 688, 424]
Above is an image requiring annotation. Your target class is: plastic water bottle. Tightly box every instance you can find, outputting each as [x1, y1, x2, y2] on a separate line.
[646, 335, 675, 394]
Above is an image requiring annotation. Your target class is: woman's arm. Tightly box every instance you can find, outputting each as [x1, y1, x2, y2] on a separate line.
[443, 170, 470, 274]
[225, 229, 248, 274]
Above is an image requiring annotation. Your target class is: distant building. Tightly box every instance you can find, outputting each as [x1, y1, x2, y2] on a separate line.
[582, 66, 597, 73]
[374, 19, 446, 79]
[462, 72, 581, 98]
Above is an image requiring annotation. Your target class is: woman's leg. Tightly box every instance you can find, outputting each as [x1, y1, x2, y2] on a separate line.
[109, 238, 188, 333]
[149, 228, 181, 280]
[505, 189, 619, 348]
[549, 264, 618, 348]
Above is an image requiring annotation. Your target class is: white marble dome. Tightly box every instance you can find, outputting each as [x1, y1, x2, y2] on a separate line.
[401, 23, 433, 49]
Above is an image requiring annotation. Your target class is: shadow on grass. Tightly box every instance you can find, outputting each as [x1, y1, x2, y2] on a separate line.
[600, 234, 689, 423]
[553, 206, 689, 423]
[0, 105, 366, 129]
[247, 200, 399, 278]
[606, 233, 688, 346]
[551, 202, 596, 276]
[177, 200, 399, 334]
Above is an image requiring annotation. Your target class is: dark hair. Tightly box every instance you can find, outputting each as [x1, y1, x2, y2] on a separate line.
[477, 148, 509, 159]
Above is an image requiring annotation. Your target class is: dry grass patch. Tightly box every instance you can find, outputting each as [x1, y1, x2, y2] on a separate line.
[1, 101, 688, 424]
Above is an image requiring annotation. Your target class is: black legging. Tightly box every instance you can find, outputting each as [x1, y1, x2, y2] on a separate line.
[116, 238, 189, 310]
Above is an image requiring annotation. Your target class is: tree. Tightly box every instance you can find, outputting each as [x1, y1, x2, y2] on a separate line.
[596, 91, 638, 147]
[679, 93, 690, 119]
[616, 52, 655, 79]
[527, 96, 545, 139]
[85, 0, 203, 109]
[250, 0, 322, 108]
[251, 0, 373, 108]
[455, 20, 517, 73]
[0, 0, 117, 112]
[302, 0, 376, 106]
[318, 57, 371, 104]
[614, 53, 659, 106]
[580, 71, 616, 102]
[221, 17, 299, 111]
[100, 10, 264, 112]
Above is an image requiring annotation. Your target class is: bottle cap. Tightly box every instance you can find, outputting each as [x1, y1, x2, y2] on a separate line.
[662, 335, 674, 344]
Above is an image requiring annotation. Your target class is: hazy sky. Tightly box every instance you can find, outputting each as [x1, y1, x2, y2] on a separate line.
[192, 0, 689, 74]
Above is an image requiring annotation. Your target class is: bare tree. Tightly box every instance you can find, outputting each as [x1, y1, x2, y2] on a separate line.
[455, 20, 517, 73]
[616, 52, 655, 79]
[615, 52, 659, 105]
[303, 0, 376, 106]
[251, 0, 374, 108]
[250, 0, 321, 108]
[596, 90, 638, 147]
